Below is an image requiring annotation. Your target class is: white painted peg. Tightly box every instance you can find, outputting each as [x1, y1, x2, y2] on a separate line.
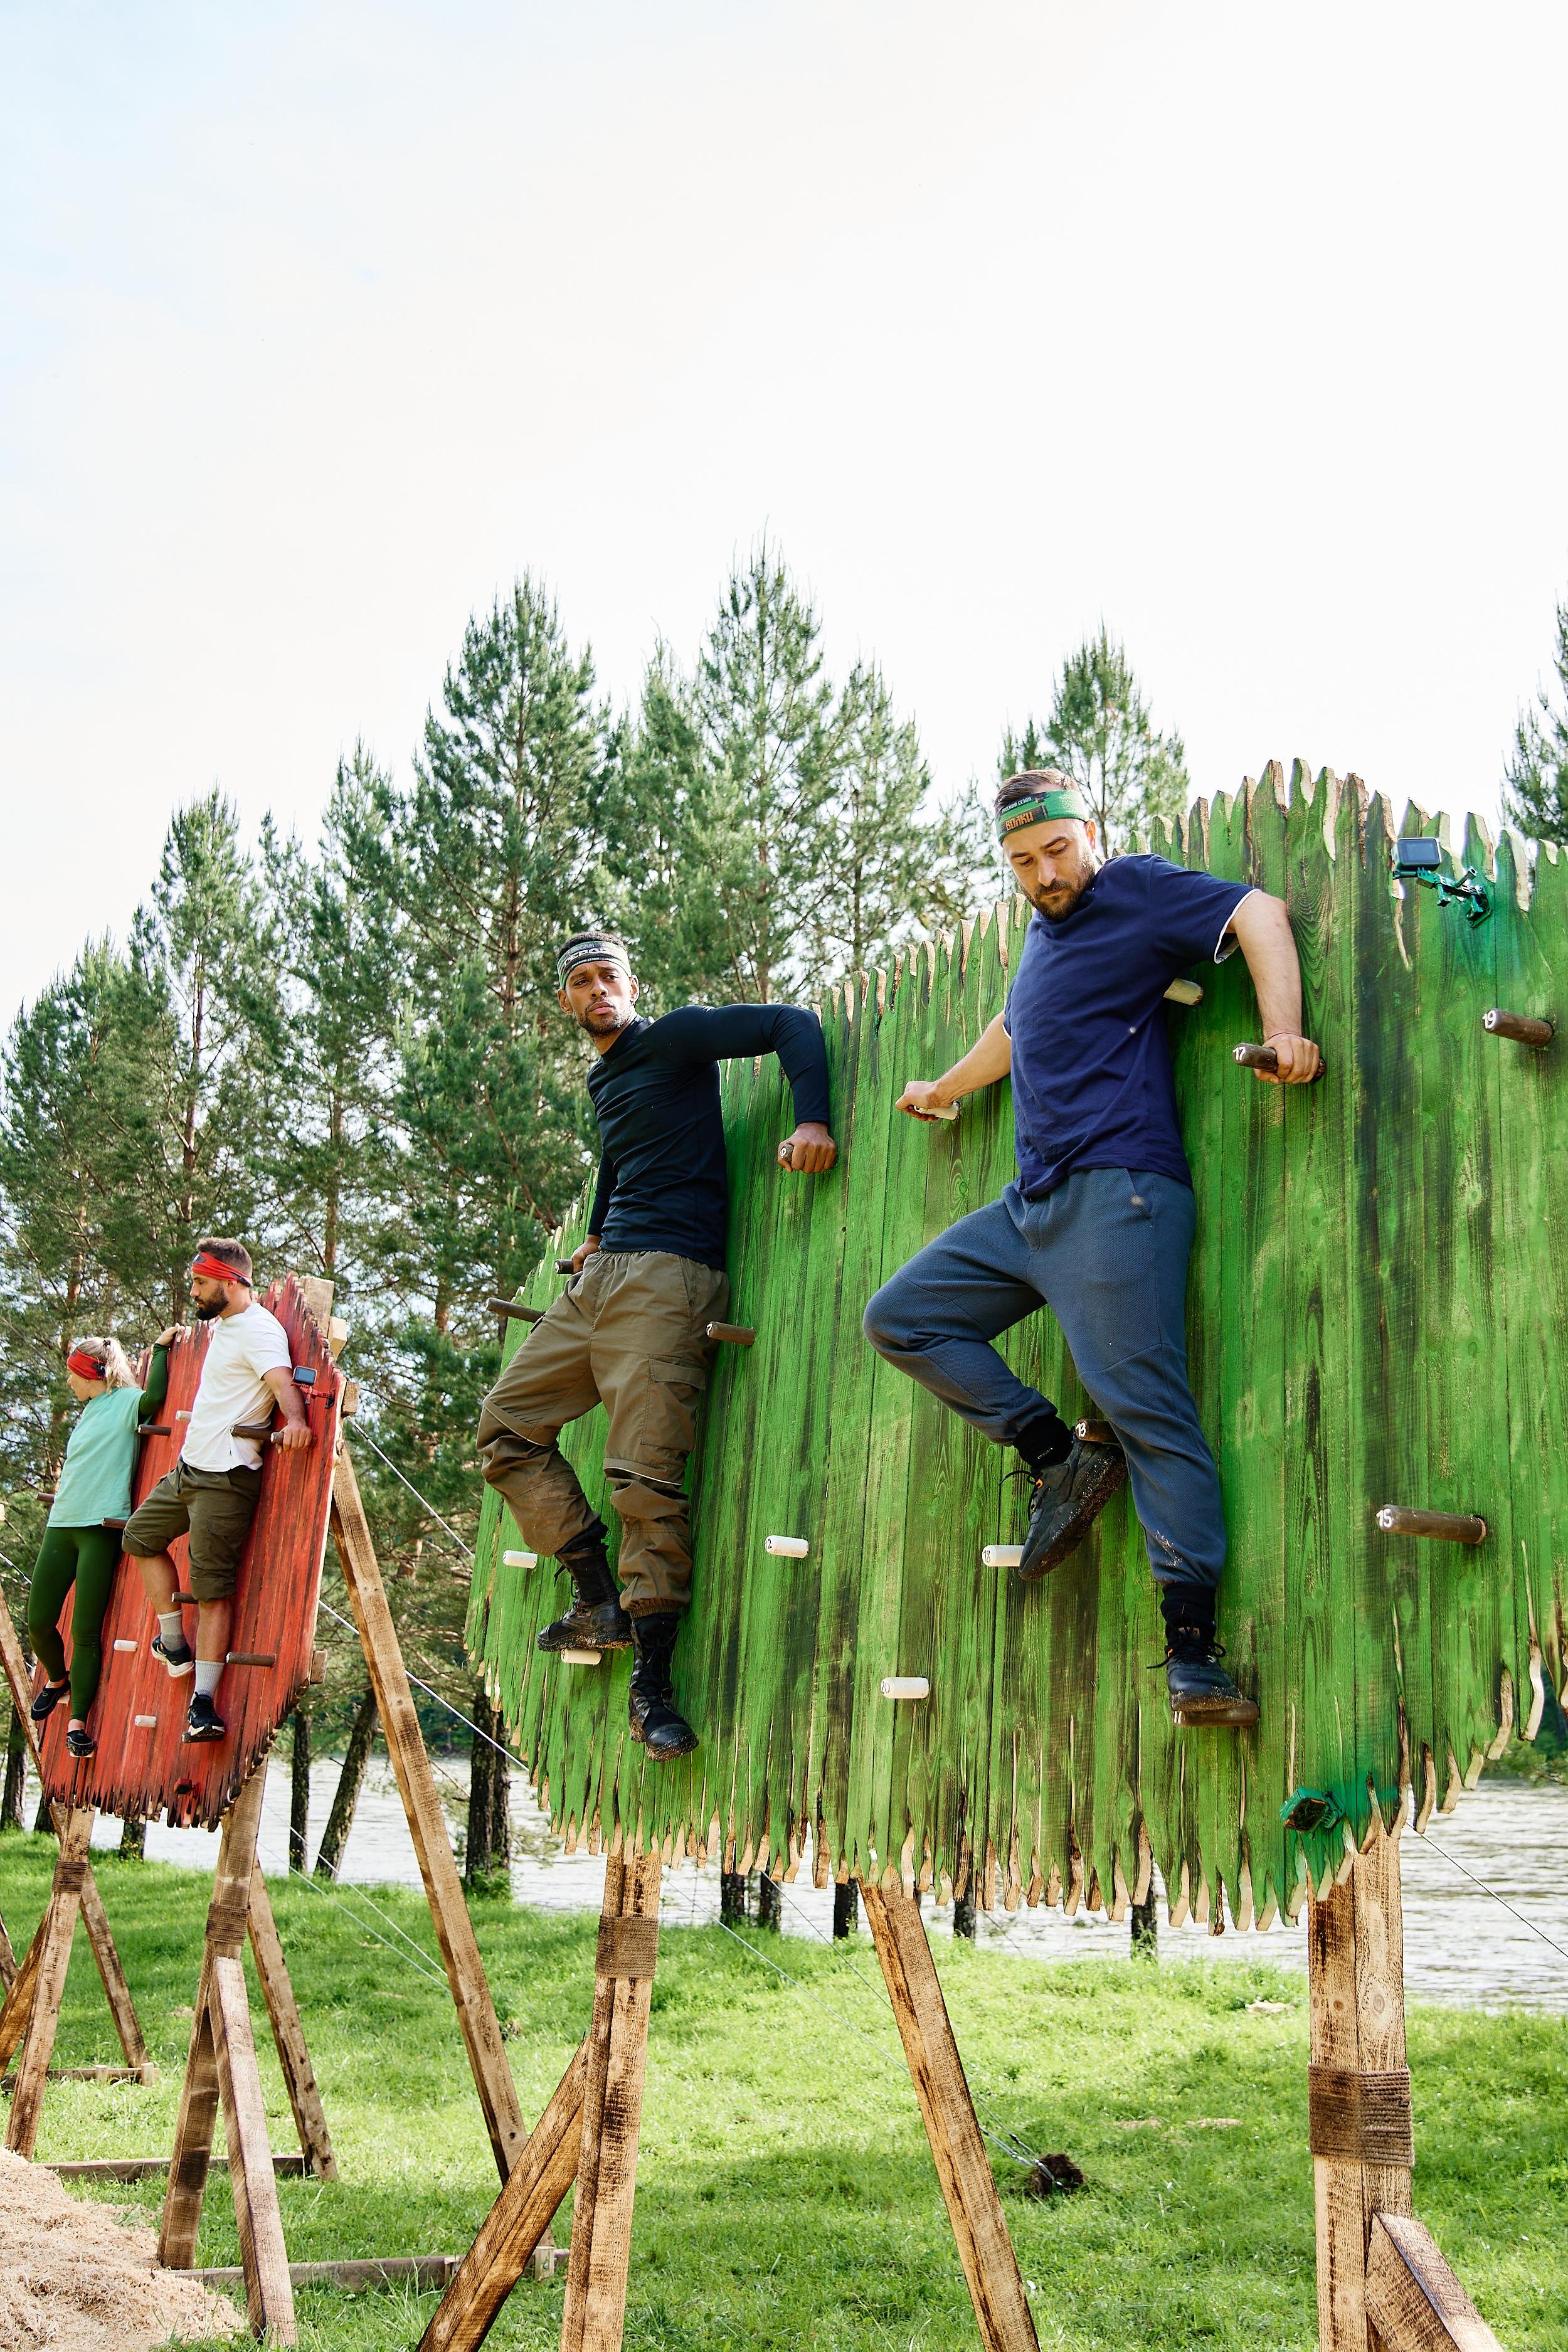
[113, 1639, 138, 1652]
[880, 1677, 930, 1700]
[502, 1549, 538, 1569]
[558, 1648, 601, 1667]
[982, 1544, 1025, 1569]
[134, 1714, 158, 1728]
[765, 1535, 810, 1558]
[1163, 978, 1204, 1006]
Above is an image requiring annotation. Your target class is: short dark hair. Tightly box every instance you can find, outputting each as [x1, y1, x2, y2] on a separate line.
[195, 1236, 253, 1282]
[994, 767, 1079, 817]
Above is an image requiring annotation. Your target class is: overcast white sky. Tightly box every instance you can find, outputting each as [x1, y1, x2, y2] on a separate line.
[5, 2, 1567, 1022]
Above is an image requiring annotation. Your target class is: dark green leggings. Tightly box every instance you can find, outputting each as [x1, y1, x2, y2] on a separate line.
[28, 1525, 121, 1718]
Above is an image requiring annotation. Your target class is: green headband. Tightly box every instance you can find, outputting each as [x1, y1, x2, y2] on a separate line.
[997, 787, 1093, 841]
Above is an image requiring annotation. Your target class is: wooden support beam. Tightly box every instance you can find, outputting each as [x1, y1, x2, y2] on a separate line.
[0, 1599, 148, 2067]
[0, 1915, 46, 2075]
[196, 2254, 464, 2294]
[560, 1843, 664, 2352]
[211, 1952, 297, 2345]
[160, 1759, 271, 2269]
[46, 2153, 313, 2182]
[861, 1877, 1039, 2352]
[0, 1904, 16, 1993]
[80, 1862, 154, 2074]
[417, 2042, 587, 2351]
[247, 1863, 336, 2180]
[1308, 1818, 1413, 2352]
[331, 1447, 526, 2183]
[1364, 2215, 1505, 2352]
[6, 1807, 95, 2158]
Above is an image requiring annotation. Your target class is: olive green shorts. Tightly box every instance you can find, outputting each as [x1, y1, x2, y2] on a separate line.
[121, 1461, 264, 1601]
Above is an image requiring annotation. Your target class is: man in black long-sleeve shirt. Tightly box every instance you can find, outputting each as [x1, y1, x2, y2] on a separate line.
[477, 930, 837, 1759]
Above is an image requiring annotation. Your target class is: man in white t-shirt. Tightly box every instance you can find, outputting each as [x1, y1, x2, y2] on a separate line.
[122, 1238, 312, 1742]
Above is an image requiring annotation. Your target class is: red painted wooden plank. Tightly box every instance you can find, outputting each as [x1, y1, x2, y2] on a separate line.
[33, 1277, 339, 1830]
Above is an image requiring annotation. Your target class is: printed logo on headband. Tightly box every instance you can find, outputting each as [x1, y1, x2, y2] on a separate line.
[997, 787, 1093, 840]
[556, 934, 632, 986]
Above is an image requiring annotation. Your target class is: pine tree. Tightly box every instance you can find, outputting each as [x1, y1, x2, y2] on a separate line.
[129, 791, 286, 1306]
[682, 543, 844, 1002]
[260, 748, 405, 1287]
[388, 578, 608, 1310]
[808, 662, 992, 983]
[0, 940, 172, 1528]
[1503, 594, 1568, 844]
[1004, 628, 1189, 852]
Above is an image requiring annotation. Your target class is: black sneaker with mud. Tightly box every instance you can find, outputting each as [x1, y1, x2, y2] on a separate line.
[1017, 1433, 1128, 1580]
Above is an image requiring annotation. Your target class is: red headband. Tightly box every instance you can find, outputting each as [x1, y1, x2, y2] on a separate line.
[67, 1349, 105, 1381]
[191, 1251, 245, 1285]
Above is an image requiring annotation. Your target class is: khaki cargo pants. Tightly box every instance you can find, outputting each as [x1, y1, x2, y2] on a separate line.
[476, 1249, 728, 1614]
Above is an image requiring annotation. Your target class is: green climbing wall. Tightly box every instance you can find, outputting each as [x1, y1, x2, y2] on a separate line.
[466, 764, 1567, 1926]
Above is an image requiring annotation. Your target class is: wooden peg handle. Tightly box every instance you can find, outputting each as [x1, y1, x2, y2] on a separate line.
[706, 1321, 756, 1346]
[1483, 1007, 1554, 1047]
[1375, 1504, 1488, 1545]
[1234, 1041, 1325, 1079]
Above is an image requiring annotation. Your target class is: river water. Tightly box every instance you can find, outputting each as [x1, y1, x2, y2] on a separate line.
[37, 1760, 1567, 2014]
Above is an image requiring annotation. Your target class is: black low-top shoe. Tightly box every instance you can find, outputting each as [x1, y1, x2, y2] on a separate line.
[65, 1725, 97, 1759]
[1162, 1636, 1259, 1728]
[183, 1692, 226, 1743]
[1018, 1434, 1128, 1580]
[537, 1597, 633, 1653]
[29, 1680, 69, 1724]
[152, 1633, 194, 1678]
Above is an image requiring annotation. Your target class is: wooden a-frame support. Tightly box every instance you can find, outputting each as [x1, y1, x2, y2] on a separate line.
[147, 1443, 543, 2338]
[0, 1601, 155, 2146]
[0, 1434, 542, 2338]
[1308, 1815, 1505, 2352]
[418, 1844, 1041, 2352]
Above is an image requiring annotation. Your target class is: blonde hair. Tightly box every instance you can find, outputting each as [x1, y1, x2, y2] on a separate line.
[70, 1337, 136, 1390]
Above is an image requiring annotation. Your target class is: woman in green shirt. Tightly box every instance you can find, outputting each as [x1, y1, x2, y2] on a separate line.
[29, 1330, 176, 1759]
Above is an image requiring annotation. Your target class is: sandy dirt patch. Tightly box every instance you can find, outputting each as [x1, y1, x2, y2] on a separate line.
[0, 2148, 241, 2349]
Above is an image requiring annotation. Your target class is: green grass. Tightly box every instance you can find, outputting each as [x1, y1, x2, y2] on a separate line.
[0, 1835, 1561, 2351]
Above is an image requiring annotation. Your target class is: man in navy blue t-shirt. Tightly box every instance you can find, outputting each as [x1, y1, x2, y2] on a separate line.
[864, 770, 1320, 1727]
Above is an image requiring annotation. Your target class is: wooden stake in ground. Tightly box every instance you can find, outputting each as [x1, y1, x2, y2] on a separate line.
[559, 1840, 664, 2352]
[331, 1447, 526, 2183]
[246, 1862, 336, 2180]
[416, 2044, 586, 2352]
[860, 1875, 1040, 2352]
[0, 1593, 152, 2095]
[1308, 1816, 1414, 2352]
[4, 1806, 95, 2156]
[160, 1760, 275, 2268]
[209, 1952, 297, 2344]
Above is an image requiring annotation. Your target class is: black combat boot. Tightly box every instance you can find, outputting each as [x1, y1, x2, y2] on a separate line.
[627, 1611, 699, 1761]
[1157, 1584, 1258, 1728]
[536, 1523, 632, 1653]
[1016, 1412, 1127, 1581]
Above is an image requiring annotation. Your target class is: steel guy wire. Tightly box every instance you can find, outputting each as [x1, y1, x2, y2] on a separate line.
[347, 1421, 475, 1560]
[315, 1598, 522, 1766]
[1418, 1828, 1568, 1969]
[282, 1860, 449, 1989]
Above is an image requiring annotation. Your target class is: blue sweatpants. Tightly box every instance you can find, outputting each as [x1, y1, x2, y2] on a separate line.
[862, 1168, 1226, 1591]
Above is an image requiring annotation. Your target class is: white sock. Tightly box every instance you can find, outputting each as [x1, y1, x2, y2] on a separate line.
[194, 1659, 223, 1700]
[158, 1613, 186, 1649]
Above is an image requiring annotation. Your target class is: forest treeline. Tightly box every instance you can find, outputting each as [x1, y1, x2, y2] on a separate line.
[0, 544, 1189, 1873]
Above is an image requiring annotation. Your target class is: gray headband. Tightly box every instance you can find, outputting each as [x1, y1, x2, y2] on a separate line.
[556, 933, 632, 987]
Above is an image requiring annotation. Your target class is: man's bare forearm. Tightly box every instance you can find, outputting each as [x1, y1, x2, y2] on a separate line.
[897, 1012, 1012, 1119]
[1228, 894, 1321, 1084]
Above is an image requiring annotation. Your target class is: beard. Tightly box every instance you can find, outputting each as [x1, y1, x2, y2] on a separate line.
[579, 1000, 634, 1037]
[193, 1297, 225, 1321]
[1029, 872, 1091, 922]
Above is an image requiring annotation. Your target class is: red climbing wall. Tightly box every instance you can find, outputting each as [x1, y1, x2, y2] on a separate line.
[32, 1275, 342, 1830]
